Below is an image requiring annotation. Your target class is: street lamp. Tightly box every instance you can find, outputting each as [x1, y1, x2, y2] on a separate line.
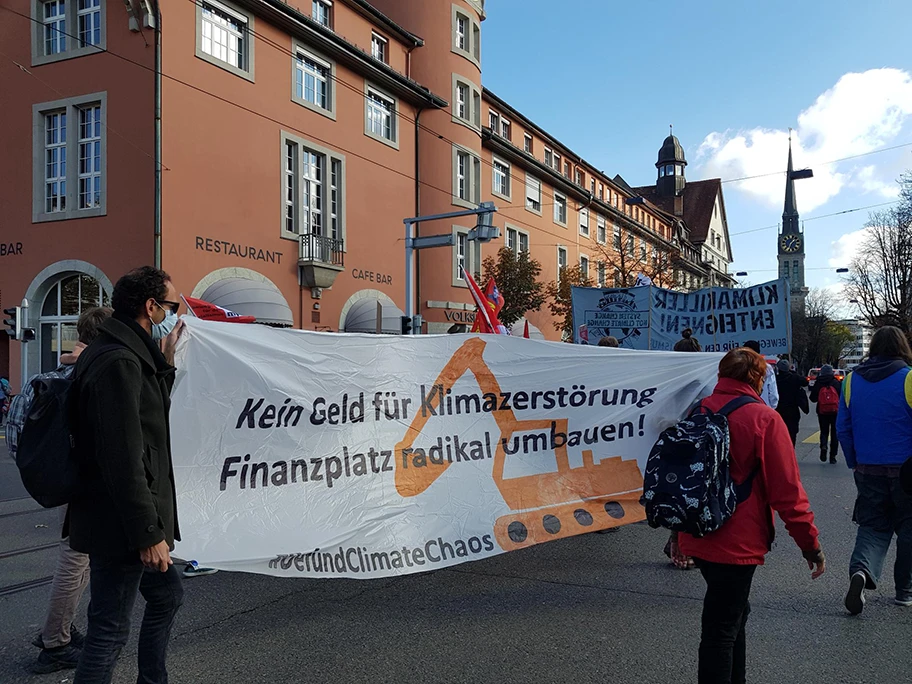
[836, 268, 849, 274]
[736, 271, 748, 277]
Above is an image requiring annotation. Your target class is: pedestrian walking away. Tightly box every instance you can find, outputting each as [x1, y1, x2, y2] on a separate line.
[810, 364, 842, 464]
[68, 267, 185, 684]
[6, 307, 113, 674]
[836, 326, 912, 615]
[743, 340, 779, 409]
[679, 348, 824, 684]
[775, 359, 809, 447]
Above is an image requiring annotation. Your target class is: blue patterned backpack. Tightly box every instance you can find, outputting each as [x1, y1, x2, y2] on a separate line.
[641, 396, 760, 537]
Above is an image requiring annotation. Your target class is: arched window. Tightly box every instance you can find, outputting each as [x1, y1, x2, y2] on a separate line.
[40, 274, 110, 372]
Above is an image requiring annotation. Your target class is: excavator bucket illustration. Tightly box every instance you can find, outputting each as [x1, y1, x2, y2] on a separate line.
[394, 337, 646, 552]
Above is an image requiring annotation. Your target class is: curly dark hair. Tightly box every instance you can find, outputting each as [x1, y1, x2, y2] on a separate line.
[111, 267, 171, 318]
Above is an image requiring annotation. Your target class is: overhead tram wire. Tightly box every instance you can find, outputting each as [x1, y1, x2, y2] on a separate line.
[729, 201, 900, 237]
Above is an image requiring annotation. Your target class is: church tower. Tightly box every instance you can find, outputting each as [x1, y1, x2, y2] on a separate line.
[778, 140, 808, 312]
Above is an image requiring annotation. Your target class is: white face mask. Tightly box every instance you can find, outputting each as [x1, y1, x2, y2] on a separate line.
[151, 305, 178, 342]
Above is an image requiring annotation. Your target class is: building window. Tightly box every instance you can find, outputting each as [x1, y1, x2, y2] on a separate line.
[597, 261, 606, 287]
[33, 93, 106, 223]
[294, 48, 334, 116]
[544, 148, 553, 167]
[590, 178, 596, 194]
[40, 274, 110, 373]
[500, 118, 511, 141]
[281, 133, 345, 249]
[201, 1, 247, 70]
[626, 234, 635, 256]
[580, 255, 589, 279]
[597, 215, 606, 244]
[557, 246, 568, 272]
[453, 226, 479, 286]
[564, 161, 571, 178]
[519, 231, 529, 254]
[452, 76, 481, 131]
[613, 224, 621, 250]
[492, 156, 511, 199]
[525, 174, 542, 214]
[371, 32, 387, 62]
[489, 110, 500, 131]
[575, 169, 583, 186]
[365, 85, 397, 146]
[452, 7, 480, 65]
[614, 268, 622, 287]
[555, 154, 562, 172]
[456, 231, 467, 279]
[507, 227, 517, 252]
[579, 208, 589, 237]
[312, 0, 332, 28]
[524, 133, 533, 154]
[640, 241, 647, 262]
[453, 145, 481, 208]
[554, 193, 568, 226]
[598, 183, 604, 200]
[77, 104, 102, 209]
[33, 0, 106, 65]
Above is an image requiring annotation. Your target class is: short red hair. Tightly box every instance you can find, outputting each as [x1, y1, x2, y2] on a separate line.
[718, 348, 767, 392]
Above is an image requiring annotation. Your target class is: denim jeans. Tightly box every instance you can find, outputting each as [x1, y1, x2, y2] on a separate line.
[74, 554, 184, 684]
[696, 560, 757, 684]
[850, 469, 912, 600]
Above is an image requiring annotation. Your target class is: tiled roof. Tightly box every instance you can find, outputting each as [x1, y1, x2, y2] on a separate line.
[631, 179, 722, 245]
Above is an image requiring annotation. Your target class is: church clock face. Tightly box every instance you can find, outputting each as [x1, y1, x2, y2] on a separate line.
[780, 234, 802, 253]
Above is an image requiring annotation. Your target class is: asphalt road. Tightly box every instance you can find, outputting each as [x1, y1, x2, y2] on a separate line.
[1, 412, 910, 684]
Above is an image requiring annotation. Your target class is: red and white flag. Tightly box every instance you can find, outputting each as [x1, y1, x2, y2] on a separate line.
[463, 269, 509, 335]
[182, 295, 256, 324]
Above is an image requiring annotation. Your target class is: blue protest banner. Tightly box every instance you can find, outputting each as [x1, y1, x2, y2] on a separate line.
[571, 279, 791, 354]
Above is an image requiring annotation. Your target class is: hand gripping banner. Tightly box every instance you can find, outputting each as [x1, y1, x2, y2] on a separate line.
[171, 318, 720, 579]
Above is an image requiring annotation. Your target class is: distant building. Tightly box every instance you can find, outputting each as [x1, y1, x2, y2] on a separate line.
[778, 140, 809, 313]
[838, 319, 874, 369]
[627, 133, 737, 291]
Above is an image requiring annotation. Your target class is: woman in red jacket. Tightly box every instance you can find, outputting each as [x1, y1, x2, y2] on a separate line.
[679, 348, 826, 684]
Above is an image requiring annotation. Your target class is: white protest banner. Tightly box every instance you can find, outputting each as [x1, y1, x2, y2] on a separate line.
[171, 317, 720, 579]
[571, 279, 792, 354]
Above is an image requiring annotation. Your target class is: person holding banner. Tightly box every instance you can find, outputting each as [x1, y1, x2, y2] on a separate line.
[679, 348, 824, 684]
[69, 267, 185, 684]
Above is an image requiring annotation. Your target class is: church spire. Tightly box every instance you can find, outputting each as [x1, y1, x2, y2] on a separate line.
[782, 134, 800, 232]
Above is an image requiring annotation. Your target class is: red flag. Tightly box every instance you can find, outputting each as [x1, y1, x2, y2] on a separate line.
[463, 268, 495, 334]
[182, 295, 256, 324]
[523, 320, 530, 339]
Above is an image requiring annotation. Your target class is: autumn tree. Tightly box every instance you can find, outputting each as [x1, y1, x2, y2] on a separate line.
[545, 264, 592, 341]
[791, 288, 854, 371]
[589, 237, 678, 289]
[481, 247, 547, 328]
[844, 173, 912, 337]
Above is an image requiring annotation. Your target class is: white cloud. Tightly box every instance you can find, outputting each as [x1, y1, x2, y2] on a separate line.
[828, 227, 870, 268]
[696, 68, 912, 212]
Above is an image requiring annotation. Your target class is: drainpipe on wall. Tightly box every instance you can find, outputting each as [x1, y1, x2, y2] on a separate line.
[153, 0, 162, 268]
[414, 108, 422, 326]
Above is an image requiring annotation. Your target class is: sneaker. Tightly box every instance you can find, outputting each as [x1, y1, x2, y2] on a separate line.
[845, 571, 867, 615]
[32, 643, 81, 674]
[183, 561, 218, 578]
[895, 596, 912, 607]
[31, 624, 84, 649]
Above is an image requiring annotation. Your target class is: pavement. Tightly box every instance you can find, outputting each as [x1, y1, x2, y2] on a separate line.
[1, 412, 911, 684]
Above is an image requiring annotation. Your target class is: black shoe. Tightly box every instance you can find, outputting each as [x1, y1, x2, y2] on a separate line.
[32, 643, 81, 674]
[32, 624, 84, 649]
[820, 452, 827, 462]
[845, 571, 867, 616]
[830, 457, 838, 464]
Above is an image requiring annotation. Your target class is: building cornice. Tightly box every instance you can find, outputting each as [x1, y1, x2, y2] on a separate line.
[249, 0, 447, 108]
[339, 0, 424, 47]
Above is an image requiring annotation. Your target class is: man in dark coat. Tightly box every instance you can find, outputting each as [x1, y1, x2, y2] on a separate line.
[810, 364, 843, 464]
[68, 266, 184, 684]
[775, 359, 809, 446]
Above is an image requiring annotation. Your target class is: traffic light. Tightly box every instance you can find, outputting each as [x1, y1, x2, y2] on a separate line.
[411, 315, 423, 335]
[400, 315, 412, 336]
[3, 306, 20, 340]
[21, 326, 36, 342]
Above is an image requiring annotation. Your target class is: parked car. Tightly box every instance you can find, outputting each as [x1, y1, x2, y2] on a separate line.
[834, 368, 846, 382]
[808, 368, 820, 387]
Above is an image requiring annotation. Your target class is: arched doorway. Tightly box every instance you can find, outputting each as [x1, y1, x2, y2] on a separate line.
[38, 273, 110, 372]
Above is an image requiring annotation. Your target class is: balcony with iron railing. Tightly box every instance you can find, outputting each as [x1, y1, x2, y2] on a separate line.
[298, 232, 345, 289]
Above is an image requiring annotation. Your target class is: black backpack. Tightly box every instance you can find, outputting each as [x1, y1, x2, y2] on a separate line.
[16, 374, 81, 508]
[641, 395, 760, 537]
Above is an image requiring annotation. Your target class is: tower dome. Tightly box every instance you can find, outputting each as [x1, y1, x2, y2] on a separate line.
[656, 130, 687, 197]
[656, 134, 687, 168]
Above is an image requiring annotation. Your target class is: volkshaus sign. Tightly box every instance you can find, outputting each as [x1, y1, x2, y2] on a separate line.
[170, 318, 721, 579]
[571, 278, 792, 354]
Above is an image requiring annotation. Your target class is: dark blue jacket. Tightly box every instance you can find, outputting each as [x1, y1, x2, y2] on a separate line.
[836, 358, 912, 469]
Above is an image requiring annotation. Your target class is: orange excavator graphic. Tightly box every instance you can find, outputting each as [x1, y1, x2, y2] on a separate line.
[394, 337, 645, 551]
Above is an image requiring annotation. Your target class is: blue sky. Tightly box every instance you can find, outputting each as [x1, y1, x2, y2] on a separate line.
[482, 0, 912, 298]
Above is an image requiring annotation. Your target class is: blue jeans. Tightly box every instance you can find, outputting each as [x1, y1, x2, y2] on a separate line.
[74, 554, 183, 684]
[850, 470, 912, 600]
